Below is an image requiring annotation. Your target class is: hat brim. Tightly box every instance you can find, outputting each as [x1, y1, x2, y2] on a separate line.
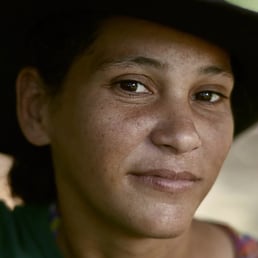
[0, 0, 258, 155]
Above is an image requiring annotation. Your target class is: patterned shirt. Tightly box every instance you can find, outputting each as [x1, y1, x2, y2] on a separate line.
[1, 201, 257, 257]
[216, 224, 258, 258]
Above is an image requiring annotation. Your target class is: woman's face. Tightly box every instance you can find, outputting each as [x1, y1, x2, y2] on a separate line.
[42, 17, 234, 237]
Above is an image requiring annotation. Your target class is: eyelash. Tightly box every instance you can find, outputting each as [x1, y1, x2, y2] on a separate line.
[112, 79, 152, 96]
[112, 78, 227, 104]
[192, 91, 226, 104]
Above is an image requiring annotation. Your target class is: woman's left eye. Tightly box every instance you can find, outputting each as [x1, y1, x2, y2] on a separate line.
[193, 91, 223, 103]
[116, 80, 150, 94]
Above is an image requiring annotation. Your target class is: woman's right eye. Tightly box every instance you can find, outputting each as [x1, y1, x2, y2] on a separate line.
[116, 80, 151, 94]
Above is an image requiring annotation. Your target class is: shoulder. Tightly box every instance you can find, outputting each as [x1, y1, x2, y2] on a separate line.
[0, 201, 62, 258]
[192, 219, 258, 258]
[0, 200, 49, 231]
[215, 223, 258, 258]
[0, 201, 15, 234]
[0, 201, 47, 245]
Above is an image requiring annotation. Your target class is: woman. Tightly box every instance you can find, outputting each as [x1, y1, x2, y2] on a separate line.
[0, 0, 258, 257]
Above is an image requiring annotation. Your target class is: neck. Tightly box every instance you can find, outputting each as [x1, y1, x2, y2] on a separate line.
[58, 229, 191, 258]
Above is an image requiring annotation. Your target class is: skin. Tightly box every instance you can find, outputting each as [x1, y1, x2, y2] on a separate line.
[17, 17, 235, 258]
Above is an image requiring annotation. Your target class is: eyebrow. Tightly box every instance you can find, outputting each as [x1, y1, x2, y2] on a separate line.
[198, 65, 234, 79]
[96, 55, 234, 79]
[96, 56, 165, 71]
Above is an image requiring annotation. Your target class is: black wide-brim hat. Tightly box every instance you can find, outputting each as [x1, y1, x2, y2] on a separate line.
[0, 0, 258, 156]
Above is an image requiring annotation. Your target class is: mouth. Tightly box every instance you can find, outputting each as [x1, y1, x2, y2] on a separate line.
[128, 169, 202, 194]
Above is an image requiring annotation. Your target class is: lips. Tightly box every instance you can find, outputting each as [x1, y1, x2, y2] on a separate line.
[128, 169, 201, 193]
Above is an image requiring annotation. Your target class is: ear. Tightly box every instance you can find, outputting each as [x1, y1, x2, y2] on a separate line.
[16, 67, 51, 146]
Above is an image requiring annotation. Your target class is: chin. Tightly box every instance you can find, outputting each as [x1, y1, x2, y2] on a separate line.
[117, 204, 194, 239]
[130, 219, 191, 239]
[143, 225, 189, 239]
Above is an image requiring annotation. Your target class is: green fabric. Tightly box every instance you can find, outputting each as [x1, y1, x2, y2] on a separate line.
[0, 202, 63, 258]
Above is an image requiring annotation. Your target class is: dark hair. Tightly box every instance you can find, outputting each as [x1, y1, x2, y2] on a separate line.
[9, 11, 110, 204]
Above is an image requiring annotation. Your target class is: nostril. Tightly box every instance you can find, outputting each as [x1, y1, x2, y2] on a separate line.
[150, 120, 202, 154]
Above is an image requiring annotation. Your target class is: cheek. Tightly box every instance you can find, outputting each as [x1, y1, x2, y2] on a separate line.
[201, 114, 233, 178]
[82, 104, 152, 172]
[53, 100, 156, 211]
[49, 81, 155, 188]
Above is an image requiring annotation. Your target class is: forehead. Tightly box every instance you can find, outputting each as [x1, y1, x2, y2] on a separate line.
[88, 16, 232, 71]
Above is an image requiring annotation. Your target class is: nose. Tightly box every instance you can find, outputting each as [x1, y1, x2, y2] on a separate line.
[150, 113, 202, 155]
